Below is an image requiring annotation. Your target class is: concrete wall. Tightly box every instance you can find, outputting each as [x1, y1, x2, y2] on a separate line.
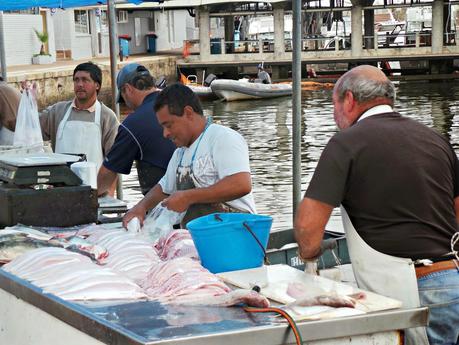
[117, 11, 151, 55]
[72, 35, 93, 60]
[3, 14, 50, 66]
[100, 33, 110, 56]
[53, 8, 110, 60]
[187, 14, 199, 40]
[154, 11, 170, 50]
[45, 11, 57, 60]
[155, 10, 192, 50]
[52, 10, 74, 52]
[7, 56, 178, 110]
[116, 9, 194, 54]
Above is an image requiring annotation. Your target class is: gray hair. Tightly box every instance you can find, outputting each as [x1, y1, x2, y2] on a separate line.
[334, 72, 396, 105]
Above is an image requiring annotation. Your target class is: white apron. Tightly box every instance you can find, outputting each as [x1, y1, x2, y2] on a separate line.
[55, 101, 103, 174]
[340, 206, 429, 345]
[0, 126, 15, 145]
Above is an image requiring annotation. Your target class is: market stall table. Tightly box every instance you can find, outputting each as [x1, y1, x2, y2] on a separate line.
[0, 267, 428, 345]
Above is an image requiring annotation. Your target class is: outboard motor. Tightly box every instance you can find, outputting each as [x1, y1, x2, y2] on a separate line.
[204, 73, 217, 86]
[156, 76, 167, 89]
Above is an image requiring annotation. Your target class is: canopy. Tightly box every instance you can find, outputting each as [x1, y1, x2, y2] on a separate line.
[0, 0, 153, 11]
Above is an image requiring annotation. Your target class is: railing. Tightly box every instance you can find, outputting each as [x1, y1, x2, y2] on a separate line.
[363, 32, 433, 49]
[183, 31, 458, 57]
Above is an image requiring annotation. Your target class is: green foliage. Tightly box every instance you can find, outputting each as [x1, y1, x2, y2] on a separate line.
[34, 29, 48, 44]
[34, 29, 49, 55]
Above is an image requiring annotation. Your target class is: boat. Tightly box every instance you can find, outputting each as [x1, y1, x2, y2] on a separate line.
[186, 84, 216, 100]
[211, 79, 293, 102]
[181, 73, 217, 100]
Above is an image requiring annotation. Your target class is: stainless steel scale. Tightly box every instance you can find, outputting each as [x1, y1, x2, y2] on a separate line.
[0, 153, 98, 227]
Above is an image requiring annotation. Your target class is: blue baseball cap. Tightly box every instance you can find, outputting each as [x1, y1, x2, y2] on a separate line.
[116, 63, 152, 103]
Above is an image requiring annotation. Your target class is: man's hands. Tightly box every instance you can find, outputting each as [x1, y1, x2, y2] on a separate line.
[122, 190, 192, 228]
[122, 203, 147, 228]
[20, 80, 39, 99]
[121, 184, 169, 229]
[161, 190, 193, 213]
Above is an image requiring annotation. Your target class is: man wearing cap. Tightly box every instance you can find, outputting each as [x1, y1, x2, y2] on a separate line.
[97, 63, 176, 196]
[0, 78, 21, 145]
[40, 62, 119, 174]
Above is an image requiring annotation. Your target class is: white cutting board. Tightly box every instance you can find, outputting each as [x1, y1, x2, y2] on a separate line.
[218, 264, 402, 321]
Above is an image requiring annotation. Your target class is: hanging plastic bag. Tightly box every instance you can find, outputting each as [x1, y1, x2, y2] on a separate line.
[141, 205, 185, 243]
[13, 87, 44, 149]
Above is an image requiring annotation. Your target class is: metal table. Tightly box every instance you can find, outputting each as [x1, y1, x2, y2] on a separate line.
[0, 269, 428, 345]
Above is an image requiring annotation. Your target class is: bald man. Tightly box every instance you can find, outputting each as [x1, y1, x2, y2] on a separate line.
[294, 65, 459, 345]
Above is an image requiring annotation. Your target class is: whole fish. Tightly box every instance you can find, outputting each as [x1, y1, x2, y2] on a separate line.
[286, 281, 366, 308]
[169, 289, 270, 308]
[0, 236, 62, 263]
[62, 236, 108, 263]
[287, 294, 361, 308]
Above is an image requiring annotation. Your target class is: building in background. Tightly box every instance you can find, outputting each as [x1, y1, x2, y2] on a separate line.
[52, 6, 110, 60]
[2, 8, 56, 65]
[3, 3, 199, 66]
[115, 3, 199, 54]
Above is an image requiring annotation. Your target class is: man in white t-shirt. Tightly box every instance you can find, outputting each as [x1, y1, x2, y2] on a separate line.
[122, 83, 256, 228]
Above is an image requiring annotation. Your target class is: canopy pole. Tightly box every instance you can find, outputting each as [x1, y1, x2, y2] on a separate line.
[0, 11, 7, 80]
[107, 0, 123, 200]
[292, 0, 302, 220]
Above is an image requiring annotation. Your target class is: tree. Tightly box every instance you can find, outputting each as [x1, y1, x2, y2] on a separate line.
[34, 29, 49, 55]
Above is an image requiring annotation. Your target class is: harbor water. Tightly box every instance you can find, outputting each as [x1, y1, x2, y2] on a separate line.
[123, 81, 459, 233]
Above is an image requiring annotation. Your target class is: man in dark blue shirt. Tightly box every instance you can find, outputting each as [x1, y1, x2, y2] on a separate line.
[97, 63, 175, 195]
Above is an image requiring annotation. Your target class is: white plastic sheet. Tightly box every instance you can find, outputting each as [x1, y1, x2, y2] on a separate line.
[13, 90, 44, 149]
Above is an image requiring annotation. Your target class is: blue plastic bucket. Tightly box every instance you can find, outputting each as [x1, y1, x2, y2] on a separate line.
[186, 213, 273, 273]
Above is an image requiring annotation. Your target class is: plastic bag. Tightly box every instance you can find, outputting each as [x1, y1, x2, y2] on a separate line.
[141, 205, 185, 242]
[126, 217, 141, 233]
[13, 89, 44, 148]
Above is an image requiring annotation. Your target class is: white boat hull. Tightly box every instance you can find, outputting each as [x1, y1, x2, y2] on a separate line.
[211, 79, 292, 102]
[186, 85, 217, 100]
[213, 90, 260, 101]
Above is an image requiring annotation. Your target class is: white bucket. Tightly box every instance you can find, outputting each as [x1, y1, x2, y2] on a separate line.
[70, 161, 97, 189]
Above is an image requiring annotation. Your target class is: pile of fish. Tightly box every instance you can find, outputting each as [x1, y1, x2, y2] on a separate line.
[0, 224, 269, 307]
[139, 257, 231, 303]
[0, 223, 369, 314]
[3, 247, 146, 300]
[154, 229, 199, 261]
[81, 226, 269, 307]
[82, 228, 161, 283]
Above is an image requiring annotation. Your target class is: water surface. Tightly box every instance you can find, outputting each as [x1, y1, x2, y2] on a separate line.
[124, 81, 459, 233]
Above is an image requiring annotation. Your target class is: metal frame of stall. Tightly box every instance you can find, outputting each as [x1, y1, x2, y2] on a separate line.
[0, 269, 428, 345]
